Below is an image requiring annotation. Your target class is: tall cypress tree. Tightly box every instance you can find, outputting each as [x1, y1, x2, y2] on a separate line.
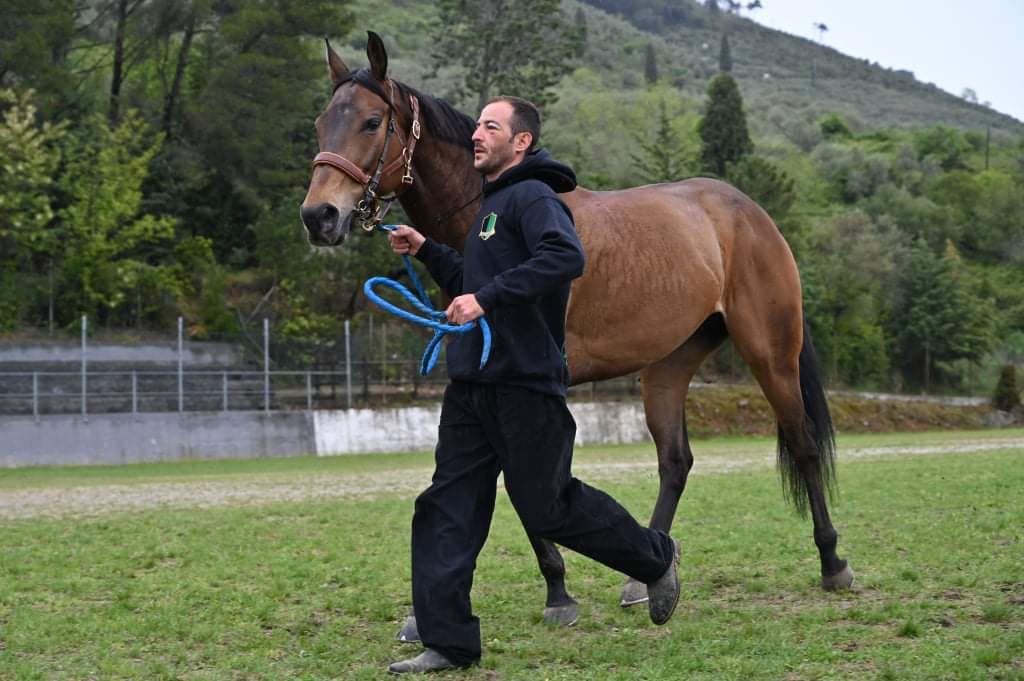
[719, 33, 732, 73]
[697, 73, 753, 177]
[575, 7, 588, 56]
[644, 44, 658, 84]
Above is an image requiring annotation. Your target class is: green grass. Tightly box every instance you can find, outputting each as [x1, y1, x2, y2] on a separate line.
[2, 430, 1023, 679]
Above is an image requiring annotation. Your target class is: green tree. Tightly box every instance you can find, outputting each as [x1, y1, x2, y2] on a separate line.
[805, 211, 903, 385]
[150, 0, 351, 262]
[718, 33, 732, 73]
[575, 7, 588, 55]
[888, 240, 995, 391]
[58, 113, 177, 322]
[727, 155, 795, 221]
[0, 0, 77, 116]
[644, 43, 658, 84]
[430, 0, 583, 111]
[631, 100, 691, 183]
[992, 364, 1021, 411]
[0, 89, 66, 264]
[972, 170, 1024, 264]
[913, 125, 971, 171]
[0, 89, 67, 330]
[861, 184, 956, 248]
[697, 73, 752, 177]
[819, 113, 851, 140]
[811, 143, 891, 203]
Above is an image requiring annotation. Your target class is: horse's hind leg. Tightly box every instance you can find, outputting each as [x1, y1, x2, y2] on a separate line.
[528, 534, 579, 626]
[729, 312, 854, 591]
[398, 511, 579, 643]
[620, 315, 727, 607]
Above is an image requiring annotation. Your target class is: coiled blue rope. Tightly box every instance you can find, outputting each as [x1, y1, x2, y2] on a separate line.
[363, 224, 491, 376]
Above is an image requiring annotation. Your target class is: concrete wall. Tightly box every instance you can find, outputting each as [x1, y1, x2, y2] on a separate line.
[0, 341, 244, 366]
[1, 401, 652, 467]
[1, 411, 315, 467]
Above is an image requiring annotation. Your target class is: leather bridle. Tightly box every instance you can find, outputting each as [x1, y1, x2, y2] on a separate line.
[312, 73, 421, 231]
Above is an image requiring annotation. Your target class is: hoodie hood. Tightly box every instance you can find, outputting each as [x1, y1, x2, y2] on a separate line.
[482, 149, 577, 196]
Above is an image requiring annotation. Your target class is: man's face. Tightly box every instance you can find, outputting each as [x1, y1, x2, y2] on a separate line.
[471, 101, 531, 179]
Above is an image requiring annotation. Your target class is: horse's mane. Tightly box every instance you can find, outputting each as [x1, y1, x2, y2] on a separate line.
[349, 69, 475, 151]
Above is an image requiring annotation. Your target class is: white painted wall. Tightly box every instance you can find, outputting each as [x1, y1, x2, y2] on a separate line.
[312, 401, 652, 456]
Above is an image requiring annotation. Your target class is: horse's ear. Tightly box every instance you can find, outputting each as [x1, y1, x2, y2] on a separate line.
[325, 39, 350, 88]
[366, 31, 388, 81]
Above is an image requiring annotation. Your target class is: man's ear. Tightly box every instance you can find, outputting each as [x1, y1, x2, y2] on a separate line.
[514, 132, 533, 153]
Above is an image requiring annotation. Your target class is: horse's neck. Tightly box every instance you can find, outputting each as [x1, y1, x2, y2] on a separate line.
[399, 138, 479, 253]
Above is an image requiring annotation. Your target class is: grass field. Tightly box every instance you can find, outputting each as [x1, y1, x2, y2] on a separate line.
[1, 430, 1022, 680]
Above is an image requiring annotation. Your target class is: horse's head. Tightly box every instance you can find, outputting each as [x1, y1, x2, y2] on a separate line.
[300, 32, 420, 246]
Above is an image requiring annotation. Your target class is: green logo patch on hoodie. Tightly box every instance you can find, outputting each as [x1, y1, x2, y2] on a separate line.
[479, 212, 498, 240]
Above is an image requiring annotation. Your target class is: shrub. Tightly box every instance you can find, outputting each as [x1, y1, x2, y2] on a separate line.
[992, 364, 1021, 412]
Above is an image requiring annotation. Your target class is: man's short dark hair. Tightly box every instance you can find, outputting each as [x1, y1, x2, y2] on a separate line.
[488, 95, 541, 151]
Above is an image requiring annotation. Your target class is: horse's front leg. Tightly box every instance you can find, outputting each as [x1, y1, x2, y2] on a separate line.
[527, 533, 579, 627]
[620, 338, 718, 607]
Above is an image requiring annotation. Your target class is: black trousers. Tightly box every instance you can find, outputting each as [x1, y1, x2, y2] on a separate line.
[410, 381, 674, 666]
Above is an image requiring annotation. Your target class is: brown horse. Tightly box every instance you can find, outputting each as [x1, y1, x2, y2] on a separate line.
[301, 33, 854, 634]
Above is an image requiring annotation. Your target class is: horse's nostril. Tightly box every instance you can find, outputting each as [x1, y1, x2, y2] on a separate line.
[301, 203, 340, 236]
[316, 204, 339, 230]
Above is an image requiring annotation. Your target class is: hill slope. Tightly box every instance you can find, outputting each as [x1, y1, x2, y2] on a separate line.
[578, 0, 1023, 134]
[339, 0, 1022, 136]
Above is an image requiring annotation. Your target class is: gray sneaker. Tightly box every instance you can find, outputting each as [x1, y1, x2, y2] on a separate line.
[387, 648, 458, 674]
[646, 537, 681, 625]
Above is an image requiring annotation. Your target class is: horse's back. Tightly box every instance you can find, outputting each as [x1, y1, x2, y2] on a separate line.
[561, 177, 802, 382]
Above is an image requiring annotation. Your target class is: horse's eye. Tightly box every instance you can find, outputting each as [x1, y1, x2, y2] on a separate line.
[363, 118, 382, 132]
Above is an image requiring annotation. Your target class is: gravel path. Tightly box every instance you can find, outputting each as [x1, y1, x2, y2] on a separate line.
[2, 439, 1022, 521]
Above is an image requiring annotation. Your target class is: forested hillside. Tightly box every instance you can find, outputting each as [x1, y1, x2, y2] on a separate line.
[578, 0, 1022, 135]
[1, 0, 1022, 398]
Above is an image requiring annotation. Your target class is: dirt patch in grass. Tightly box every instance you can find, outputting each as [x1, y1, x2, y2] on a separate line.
[3, 438, 1022, 521]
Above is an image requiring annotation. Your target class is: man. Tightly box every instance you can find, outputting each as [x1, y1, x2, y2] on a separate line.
[387, 96, 679, 675]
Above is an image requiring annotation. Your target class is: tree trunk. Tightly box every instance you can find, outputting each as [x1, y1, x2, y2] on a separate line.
[831, 323, 839, 385]
[162, 12, 197, 137]
[109, 0, 128, 126]
[48, 263, 54, 336]
[476, 54, 492, 112]
[923, 341, 931, 393]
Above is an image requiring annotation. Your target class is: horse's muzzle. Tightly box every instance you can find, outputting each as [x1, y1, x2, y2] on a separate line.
[300, 202, 352, 246]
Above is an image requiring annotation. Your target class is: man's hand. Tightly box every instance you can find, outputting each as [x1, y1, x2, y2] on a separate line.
[388, 224, 426, 256]
[445, 294, 485, 325]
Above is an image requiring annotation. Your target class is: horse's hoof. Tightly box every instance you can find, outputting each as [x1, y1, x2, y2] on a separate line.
[396, 615, 420, 643]
[822, 564, 855, 591]
[542, 600, 579, 627]
[619, 577, 649, 607]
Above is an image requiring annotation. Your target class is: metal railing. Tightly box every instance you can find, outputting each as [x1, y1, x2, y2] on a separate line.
[0, 315, 642, 418]
[0, 365, 640, 419]
[0, 363, 452, 419]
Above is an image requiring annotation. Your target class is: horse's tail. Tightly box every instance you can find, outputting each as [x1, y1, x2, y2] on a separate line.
[777, 317, 837, 517]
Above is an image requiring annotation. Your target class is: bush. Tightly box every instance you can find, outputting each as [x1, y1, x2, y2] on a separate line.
[992, 364, 1021, 411]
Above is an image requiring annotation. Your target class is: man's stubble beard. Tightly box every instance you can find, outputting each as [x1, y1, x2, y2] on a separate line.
[475, 138, 517, 178]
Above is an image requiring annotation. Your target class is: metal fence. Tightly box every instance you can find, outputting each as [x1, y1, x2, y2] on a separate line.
[0, 316, 640, 418]
[0, 366, 449, 419]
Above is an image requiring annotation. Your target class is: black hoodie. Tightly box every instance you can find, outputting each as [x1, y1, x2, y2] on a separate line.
[415, 149, 584, 396]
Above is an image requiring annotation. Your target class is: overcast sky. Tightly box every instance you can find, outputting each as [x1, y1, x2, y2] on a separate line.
[748, 1, 1023, 123]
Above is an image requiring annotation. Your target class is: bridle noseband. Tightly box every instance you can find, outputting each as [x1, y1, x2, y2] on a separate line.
[312, 74, 422, 231]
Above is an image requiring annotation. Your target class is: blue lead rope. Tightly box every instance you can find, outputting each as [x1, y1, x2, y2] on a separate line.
[363, 224, 491, 376]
